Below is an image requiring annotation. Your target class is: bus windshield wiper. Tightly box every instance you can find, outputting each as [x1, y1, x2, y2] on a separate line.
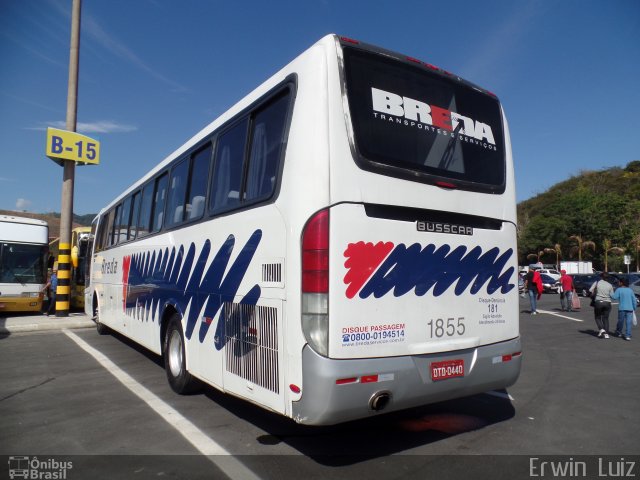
[437, 121, 464, 170]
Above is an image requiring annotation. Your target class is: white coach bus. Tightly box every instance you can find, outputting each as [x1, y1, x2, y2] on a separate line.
[0, 215, 48, 313]
[86, 34, 521, 425]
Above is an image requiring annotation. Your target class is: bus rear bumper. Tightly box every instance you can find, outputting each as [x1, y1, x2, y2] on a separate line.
[292, 337, 521, 425]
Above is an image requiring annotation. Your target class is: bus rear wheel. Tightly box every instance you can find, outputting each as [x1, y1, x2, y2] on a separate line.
[164, 313, 200, 394]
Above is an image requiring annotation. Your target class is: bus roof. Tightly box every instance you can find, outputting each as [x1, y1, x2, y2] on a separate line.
[0, 214, 48, 227]
[97, 33, 504, 214]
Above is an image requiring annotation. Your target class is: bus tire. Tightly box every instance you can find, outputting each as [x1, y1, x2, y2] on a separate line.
[94, 300, 110, 335]
[164, 313, 200, 394]
[96, 320, 110, 335]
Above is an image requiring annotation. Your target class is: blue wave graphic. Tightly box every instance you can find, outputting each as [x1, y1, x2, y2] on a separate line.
[359, 243, 515, 298]
[125, 230, 262, 349]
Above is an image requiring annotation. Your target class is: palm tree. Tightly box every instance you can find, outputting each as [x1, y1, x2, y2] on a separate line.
[544, 243, 562, 270]
[526, 250, 544, 265]
[603, 238, 624, 272]
[568, 235, 595, 262]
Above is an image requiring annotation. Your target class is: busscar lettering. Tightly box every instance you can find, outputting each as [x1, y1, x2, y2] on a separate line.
[371, 87, 496, 145]
[417, 221, 473, 236]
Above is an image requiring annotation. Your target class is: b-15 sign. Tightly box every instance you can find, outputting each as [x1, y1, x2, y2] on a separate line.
[46, 127, 100, 165]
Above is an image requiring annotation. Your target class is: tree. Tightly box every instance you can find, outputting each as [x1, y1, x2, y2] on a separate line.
[631, 234, 640, 271]
[544, 244, 562, 269]
[568, 235, 595, 262]
[518, 216, 566, 264]
[526, 251, 544, 265]
[602, 238, 624, 272]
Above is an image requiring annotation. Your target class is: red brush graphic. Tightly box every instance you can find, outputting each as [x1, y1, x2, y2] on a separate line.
[122, 255, 131, 311]
[343, 241, 394, 298]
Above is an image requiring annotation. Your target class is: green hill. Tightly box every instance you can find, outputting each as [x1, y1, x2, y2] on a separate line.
[517, 160, 640, 271]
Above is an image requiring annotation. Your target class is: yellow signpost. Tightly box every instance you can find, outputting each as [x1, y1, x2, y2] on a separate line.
[46, 127, 100, 166]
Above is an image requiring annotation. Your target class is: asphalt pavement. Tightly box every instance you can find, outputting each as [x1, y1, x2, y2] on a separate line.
[1, 293, 638, 480]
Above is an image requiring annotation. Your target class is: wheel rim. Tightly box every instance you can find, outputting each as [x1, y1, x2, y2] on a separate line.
[168, 330, 183, 378]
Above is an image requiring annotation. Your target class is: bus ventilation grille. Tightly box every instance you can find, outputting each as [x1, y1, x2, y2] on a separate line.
[224, 302, 279, 394]
[261, 262, 283, 286]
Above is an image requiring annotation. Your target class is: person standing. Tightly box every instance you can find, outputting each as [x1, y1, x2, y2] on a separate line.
[44, 268, 58, 316]
[525, 268, 543, 315]
[559, 270, 575, 312]
[611, 278, 638, 341]
[589, 272, 614, 338]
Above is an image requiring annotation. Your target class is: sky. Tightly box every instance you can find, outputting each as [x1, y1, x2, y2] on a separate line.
[0, 0, 638, 215]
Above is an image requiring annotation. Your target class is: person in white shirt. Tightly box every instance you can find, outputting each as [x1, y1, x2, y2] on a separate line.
[589, 272, 614, 339]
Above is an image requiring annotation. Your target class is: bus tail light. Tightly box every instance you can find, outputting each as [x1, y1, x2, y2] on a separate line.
[301, 209, 329, 356]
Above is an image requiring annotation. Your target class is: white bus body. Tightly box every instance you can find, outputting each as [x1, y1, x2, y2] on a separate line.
[86, 35, 521, 425]
[0, 215, 48, 313]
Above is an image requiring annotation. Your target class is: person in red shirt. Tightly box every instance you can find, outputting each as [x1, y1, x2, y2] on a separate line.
[525, 268, 544, 314]
[559, 270, 575, 312]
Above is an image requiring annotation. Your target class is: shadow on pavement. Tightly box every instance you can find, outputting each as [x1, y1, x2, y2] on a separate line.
[98, 326, 516, 466]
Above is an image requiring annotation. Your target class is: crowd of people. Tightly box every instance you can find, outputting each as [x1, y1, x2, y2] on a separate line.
[524, 268, 637, 341]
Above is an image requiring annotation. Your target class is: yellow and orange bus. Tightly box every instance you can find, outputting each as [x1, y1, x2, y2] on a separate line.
[0, 215, 48, 313]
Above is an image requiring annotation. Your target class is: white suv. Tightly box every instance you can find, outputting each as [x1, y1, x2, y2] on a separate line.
[537, 268, 561, 281]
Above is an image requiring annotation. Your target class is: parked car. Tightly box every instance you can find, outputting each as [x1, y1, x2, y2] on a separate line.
[570, 273, 600, 297]
[631, 279, 640, 300]
[539, 274, 560, 293]
[518, 276, 525, 294]
[608, 273, 640, 289]
[537, 268, 561, 281]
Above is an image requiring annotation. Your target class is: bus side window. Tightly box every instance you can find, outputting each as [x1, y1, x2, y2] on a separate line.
[210, 119, 247, 214]
[95, 217, 105, 253]
[102, 210, 115, 250]
[137, 181, 154, 237]
[110, 204, 122, 246]
[119, 196, 132, 244]
[150, 173, 168, 233]
[244, 91, 290, 202]
[187, 144, 211, 220]
[128, 191, 141, 240]
[166, 159, 189, 228]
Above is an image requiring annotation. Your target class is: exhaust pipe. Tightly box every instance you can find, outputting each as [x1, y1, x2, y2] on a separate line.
[369, 391, 392, 412]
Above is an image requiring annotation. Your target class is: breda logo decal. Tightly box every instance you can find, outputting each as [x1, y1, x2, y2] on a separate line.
[371, 87, 496, 147]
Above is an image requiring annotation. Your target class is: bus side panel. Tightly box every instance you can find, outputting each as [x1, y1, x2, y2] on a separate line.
[195, 207, 287, 413]
[98, 207, 288, 413]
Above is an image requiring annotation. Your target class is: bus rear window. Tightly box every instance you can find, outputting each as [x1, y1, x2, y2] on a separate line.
[343, 48, 505, 193]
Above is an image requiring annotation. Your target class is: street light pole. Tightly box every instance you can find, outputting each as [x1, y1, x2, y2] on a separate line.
[56, 0, 82, 317]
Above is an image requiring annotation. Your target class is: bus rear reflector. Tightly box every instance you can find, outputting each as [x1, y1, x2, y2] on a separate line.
[336, 377, 358, 385]
[493, 352, 522, 364]
[289, 384, 301, 394]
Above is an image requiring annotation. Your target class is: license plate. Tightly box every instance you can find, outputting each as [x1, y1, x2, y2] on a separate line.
[431, 359, 465, 381]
